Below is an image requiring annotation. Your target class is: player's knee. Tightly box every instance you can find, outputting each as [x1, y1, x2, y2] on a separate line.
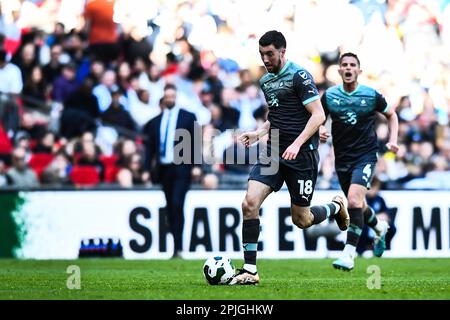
[347, 195, 363, 208]
[242, 197, 259, 219]
[292, 215, 310, 229]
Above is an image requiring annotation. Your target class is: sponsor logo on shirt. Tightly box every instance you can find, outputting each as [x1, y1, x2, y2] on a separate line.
[263, 80, 292, 90]
[268, 93, 279, 107]
[340, 110, 358, 125]
[298, 71, 308, 80]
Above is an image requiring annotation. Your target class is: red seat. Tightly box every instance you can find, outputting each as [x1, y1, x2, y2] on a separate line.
[28, 153, 54, 178]
[99, 155, 118, 167]
[0, 124, 12, 154]
[29, 153, 54, 168]
[99, 155, 119, 183]
[70, 166, 101, 186]
[99, 154, 120, 183]
[103, 165, 120, 183]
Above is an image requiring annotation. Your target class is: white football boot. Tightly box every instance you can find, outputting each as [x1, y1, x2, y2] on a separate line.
[373, 220, 390, 257]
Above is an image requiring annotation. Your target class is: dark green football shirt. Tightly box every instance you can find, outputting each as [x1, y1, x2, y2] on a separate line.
[321, 84, 389, 165]
[259, 60, 320, 152]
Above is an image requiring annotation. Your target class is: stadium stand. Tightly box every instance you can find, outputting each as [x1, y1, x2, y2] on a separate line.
[0, 0, 448, 190]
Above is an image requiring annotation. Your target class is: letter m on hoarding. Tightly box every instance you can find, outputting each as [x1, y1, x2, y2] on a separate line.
[412, 207, 442, 250]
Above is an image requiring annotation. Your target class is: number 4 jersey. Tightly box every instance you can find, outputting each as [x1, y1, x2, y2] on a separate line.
[321, 84, 389, 166]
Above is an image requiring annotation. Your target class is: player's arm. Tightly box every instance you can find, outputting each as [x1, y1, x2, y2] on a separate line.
[282, 70, 325, 160]
[256, 119, 271, 138]
[283, 99, 325, 160]
[376, 92, 399, 153]
[239, 120, 270, 148]
[319, 93, 330, 143]
[384, 108, 399, 153]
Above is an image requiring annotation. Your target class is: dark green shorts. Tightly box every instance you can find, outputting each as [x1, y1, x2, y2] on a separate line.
[249, 149, 319, 206]
[336, 154, 378, 196]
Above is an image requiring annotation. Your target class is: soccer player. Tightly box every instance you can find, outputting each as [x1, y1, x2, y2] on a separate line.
[319, 52, 399, 271]
[229, 30, 350, 285]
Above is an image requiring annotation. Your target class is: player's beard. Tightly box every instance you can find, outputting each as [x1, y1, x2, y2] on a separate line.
[268, 58, 282, 74]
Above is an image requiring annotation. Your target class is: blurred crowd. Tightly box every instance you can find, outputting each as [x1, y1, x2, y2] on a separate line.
[0, 0, 448, 190]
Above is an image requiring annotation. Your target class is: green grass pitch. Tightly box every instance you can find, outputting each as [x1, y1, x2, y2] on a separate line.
[0, 258, 449, 300]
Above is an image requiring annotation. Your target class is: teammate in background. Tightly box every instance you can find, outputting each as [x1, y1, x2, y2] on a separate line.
[320, 52, 399, 271]
[229, 30, 349, 285]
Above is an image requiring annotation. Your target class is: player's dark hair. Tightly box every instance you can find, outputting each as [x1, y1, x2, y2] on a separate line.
[259, 30, 286, 49]
[339, 52, 360, 66]
[164, 83, 177, 91]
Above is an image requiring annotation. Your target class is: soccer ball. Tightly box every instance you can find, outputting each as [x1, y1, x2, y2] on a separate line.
[203, 256, 235, 285]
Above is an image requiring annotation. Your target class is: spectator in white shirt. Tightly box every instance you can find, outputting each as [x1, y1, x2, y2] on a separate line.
[128, 88, 161, 130]
[93, 69, 127, 113]
[0, 49, 23, 134]
[0, 49, 23, 95]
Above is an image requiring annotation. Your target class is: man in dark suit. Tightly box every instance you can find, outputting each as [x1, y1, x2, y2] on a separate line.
[144, 84, 201, 258]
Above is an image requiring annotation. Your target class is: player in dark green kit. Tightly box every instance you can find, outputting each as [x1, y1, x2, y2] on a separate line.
[229, 30, 350, 285]
[320, 53, 399, 271]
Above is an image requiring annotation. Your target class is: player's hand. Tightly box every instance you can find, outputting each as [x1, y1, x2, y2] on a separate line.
[239, 131, 259, 148]
[319, 126, 330, 143]
[282, 142, 301, 160]
[386, 142, 399, 154]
